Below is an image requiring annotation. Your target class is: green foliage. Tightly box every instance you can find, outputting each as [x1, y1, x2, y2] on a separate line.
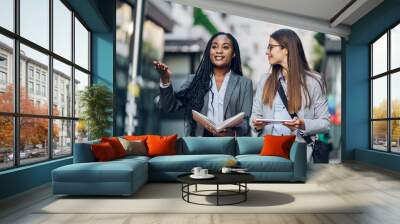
[79, 84, 113, 140]
[312, 33, 326, 72]
[314, 33, 326, 46]
[193, 8, 218, 35]
[243, 62, 254, 76]
[373, 99, 400, 140]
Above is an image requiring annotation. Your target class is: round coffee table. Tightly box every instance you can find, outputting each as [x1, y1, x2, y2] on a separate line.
[177, 172, 255, 206]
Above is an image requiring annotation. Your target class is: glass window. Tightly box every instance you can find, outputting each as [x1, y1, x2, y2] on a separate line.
[20, 0, 49, 49]
[371, 25, 400, 153]
[372, 77, 387, 119]
[20, 44, 49, 115]
[74, 18, 89, 70]
[0, 35, 14, 113]
[0, 0, 14, 31]
[0, 55, 7, 67]
[0, 71, 7, 84]
[372, 121, 388, 151]
[391, 120, 400, 153]
[28, 67, 34, 80]
[53, 59, 72, 117]
[372, 33, 387, 76]
[19, 117, 49, 165]
[75, 120, 88, 143]
[0, 116, 13, 170]
[391, 72, 400, 118]
[53, 119, 72, 158]
[0, 0, 92, 170]
[28, 81, 34, 93]
[42, 85, 46, 96]
[36, 83, 40, 95]
[391, 24, 400, 70]
[53, 0, 72, 60]
[74, 69, 89, 118]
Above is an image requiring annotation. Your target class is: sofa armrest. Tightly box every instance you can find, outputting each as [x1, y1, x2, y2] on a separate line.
[73, 140, 100, 163]
[289, 141, 307, 181]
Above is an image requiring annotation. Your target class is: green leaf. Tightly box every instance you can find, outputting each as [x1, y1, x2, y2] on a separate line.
[79, 84, 113, 140]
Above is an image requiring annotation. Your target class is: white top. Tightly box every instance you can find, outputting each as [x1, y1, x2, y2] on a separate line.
[207, 71, 231, 126]
[271, 73, 293, 136]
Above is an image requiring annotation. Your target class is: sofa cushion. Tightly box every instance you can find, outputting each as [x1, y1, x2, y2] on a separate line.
[52, 159, 147, 183]
[74, 139, 101, 163]
[101, 137, 127, 158]
[236, 137, 263, 155]
[118, 138, 147, 156]
[180, 137, 235, 155]
[147, 134, 177, 157]
[148, 154, 235, 172]
[123, 135, 148, 142]
[91, 142, 118, 161]
[260, 135, 296, 159]
[115, 155, 150, 163]
[236, 155, 293, 172]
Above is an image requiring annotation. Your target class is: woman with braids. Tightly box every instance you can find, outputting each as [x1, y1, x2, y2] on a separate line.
[251, 29, 330, 141]
[153, 32, 253, 136]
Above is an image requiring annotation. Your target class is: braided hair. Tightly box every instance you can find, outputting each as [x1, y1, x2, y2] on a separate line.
[176, 32, 243, 136]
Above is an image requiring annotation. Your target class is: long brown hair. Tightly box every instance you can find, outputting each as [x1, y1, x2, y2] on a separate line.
[262, 29, 323, 114]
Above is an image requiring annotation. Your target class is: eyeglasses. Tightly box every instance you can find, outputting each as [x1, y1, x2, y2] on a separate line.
[266, 44, 282, 51]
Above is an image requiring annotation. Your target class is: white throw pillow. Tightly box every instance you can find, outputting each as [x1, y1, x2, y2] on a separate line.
[118, 137, 147, 156]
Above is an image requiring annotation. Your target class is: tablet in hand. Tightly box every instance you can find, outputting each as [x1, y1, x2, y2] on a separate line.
[255, 118, 293, 124]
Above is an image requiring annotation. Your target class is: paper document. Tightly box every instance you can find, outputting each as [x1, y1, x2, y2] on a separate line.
[255, 118, 293, 124]
[192, 110, 245, 133]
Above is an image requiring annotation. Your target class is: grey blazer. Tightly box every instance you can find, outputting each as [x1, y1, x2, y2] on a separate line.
[250, 73, 330, 141]
[159, 72, 253, 136]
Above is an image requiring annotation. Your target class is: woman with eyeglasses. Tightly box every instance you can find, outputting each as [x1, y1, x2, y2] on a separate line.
[251, 29, 330, 141]
[154, 32, 253, 137]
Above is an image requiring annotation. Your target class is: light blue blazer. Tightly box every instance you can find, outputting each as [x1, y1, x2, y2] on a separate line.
[250, 73, 330, 141]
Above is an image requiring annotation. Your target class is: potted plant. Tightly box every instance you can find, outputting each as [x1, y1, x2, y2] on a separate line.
[79, 84, 113, 140]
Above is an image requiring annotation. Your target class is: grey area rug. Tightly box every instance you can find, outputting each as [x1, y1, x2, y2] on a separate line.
[37, 183, 362, 214]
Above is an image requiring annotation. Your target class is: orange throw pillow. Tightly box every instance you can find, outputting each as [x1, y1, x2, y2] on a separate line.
[146, 134, 178, 157]
[91, 142, 117, 161]
[260, 135, 296, 159]
[101, 137, 127, 158]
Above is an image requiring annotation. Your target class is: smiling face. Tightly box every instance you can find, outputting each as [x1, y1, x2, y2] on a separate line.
[266, 37, 287, 65]
[209, 35, 235, 68]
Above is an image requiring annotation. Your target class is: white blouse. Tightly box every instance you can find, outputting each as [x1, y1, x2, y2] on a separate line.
[207, 71, 231, 126]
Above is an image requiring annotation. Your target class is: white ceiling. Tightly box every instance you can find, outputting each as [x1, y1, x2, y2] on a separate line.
[168, 0, 384, 37]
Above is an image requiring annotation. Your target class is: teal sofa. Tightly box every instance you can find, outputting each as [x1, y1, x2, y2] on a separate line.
[52, 137, 306, 196]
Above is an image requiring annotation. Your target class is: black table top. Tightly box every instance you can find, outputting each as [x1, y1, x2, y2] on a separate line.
[177, 172, 255, 185]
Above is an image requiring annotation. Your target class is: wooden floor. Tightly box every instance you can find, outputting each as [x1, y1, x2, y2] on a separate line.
[1, 162, 400, 224]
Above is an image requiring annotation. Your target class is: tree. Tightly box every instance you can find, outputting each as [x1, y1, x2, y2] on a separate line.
[372, 99, 400, 143]
[0, 84, 59, 151]
[79, 84, 113, 140]
[372, 100, 387, 139]
[0, 85, 13, 149]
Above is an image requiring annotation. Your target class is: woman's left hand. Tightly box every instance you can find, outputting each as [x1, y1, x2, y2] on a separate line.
[283, 117, 305, 131]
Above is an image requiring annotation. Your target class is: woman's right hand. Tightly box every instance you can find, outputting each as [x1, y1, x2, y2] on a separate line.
[252, 118, 269, 131]
[153, 60, 172, 84]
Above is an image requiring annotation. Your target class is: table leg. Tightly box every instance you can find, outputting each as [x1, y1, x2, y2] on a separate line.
[217, 184, 219, 206]
[245, 183, 247, 201]
[195, 184, 197, 192]
[187, 184, 190, 202]
[181, 184, 183, 199]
